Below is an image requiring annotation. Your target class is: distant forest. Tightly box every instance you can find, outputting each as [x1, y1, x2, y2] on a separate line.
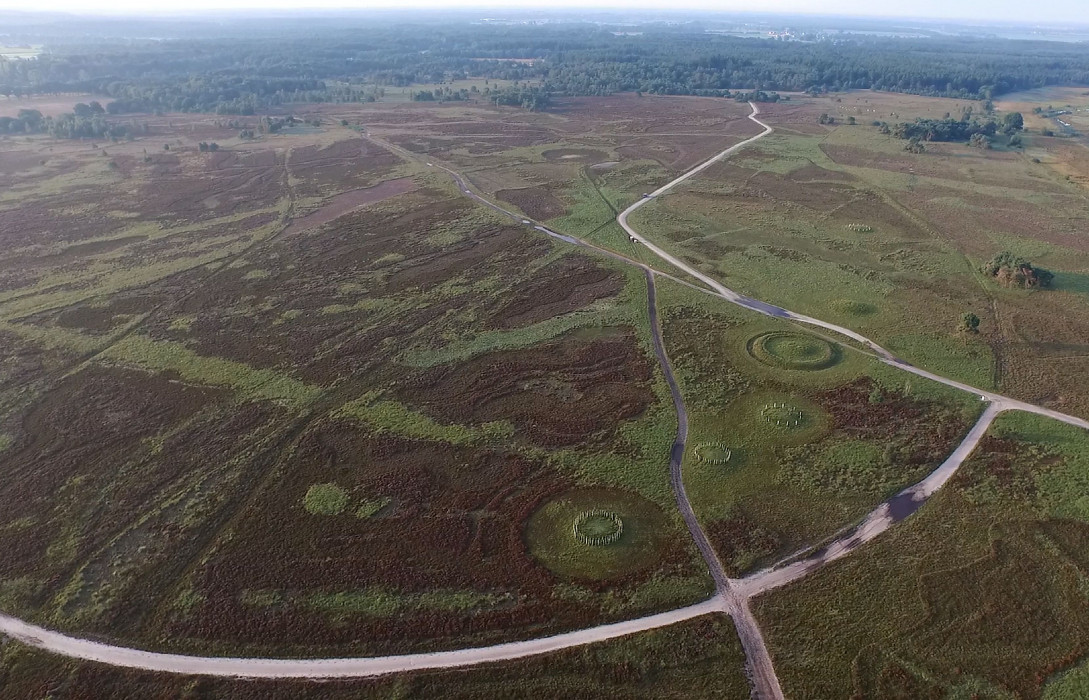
[3, 17, 1089, 114]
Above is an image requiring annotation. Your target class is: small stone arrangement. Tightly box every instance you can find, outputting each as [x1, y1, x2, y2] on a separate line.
[762, 402, 804, 428]
[694, 441, 733, 465]
[573, 509, 624, 547]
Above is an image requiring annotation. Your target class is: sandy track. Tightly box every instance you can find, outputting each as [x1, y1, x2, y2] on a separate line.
[0, 599, 724, 679]
[733, 402, 1004, 599]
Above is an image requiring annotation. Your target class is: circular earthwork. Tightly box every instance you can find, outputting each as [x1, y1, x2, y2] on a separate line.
[746, 331, 840, 371]
[694, 442, 733, 465]
[572, 510, 624, 546]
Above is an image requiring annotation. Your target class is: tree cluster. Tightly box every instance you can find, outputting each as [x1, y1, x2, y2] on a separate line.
[0, 107, 131, 140]
[981, 251, 1054, 289]
[888, 110, 1023, 149]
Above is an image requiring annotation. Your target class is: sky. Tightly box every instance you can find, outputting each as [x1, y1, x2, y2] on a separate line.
[1, 0, 1087, 25]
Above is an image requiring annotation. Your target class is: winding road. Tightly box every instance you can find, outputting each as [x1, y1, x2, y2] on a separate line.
[3, 103, 1089, 698]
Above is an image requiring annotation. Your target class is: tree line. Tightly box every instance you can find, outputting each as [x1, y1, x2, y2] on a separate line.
[0, 103, 136, 140]
[4, 19, 1089, 114]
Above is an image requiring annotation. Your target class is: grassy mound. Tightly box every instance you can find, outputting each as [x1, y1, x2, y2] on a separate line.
[831, 299, 876, 316]
[303, 483, 349, 515]
[526, 488, 668, 580]
[747, 331, 840, 371]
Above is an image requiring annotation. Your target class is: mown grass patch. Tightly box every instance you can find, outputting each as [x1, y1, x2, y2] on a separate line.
[399, 300, 631, 367]
[778, 439, 905, 499]
[355, 497, 391, 519]
[831, 298, 877, 316]
[732, 134, 836, 174]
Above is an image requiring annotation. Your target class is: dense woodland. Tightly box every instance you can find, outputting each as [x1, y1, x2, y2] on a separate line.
[3, 17, 1089, 115]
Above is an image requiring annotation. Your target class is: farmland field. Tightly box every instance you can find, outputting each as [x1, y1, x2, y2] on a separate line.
[3, 79, 1089, 697]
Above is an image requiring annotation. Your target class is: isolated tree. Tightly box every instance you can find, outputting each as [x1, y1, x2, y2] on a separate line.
[969, 133, 991, 149]
[959, 312, 980, 334]
[904, 137, 925, 153]
[847, 116, 856, 125]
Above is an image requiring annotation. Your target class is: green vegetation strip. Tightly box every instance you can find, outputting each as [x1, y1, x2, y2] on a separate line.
[237, 587, 516, 617]
[336, 392, 513, 445]
[100, 335, 320, 406]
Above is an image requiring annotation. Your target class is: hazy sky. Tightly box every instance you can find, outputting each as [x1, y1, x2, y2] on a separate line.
[3, 0, 1088, 24]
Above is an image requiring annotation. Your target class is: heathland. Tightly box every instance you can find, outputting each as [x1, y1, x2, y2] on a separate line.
[2, 58, 1089, 697]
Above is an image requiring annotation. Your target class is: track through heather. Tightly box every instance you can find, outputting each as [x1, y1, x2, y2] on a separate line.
[3, 105, 1088, 699]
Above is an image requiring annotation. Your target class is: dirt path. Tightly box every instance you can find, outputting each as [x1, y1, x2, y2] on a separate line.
[644, 268, 732, 596]
[5, 105, 1089, 695]
[0, 599, 724, 679]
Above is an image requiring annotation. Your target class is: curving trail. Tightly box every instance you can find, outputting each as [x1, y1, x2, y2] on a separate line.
[732, 401, 1005, 600]
[644, 268, 732, 596]
[0, 599, 724, 679]
[3, 104, 1089, 697]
